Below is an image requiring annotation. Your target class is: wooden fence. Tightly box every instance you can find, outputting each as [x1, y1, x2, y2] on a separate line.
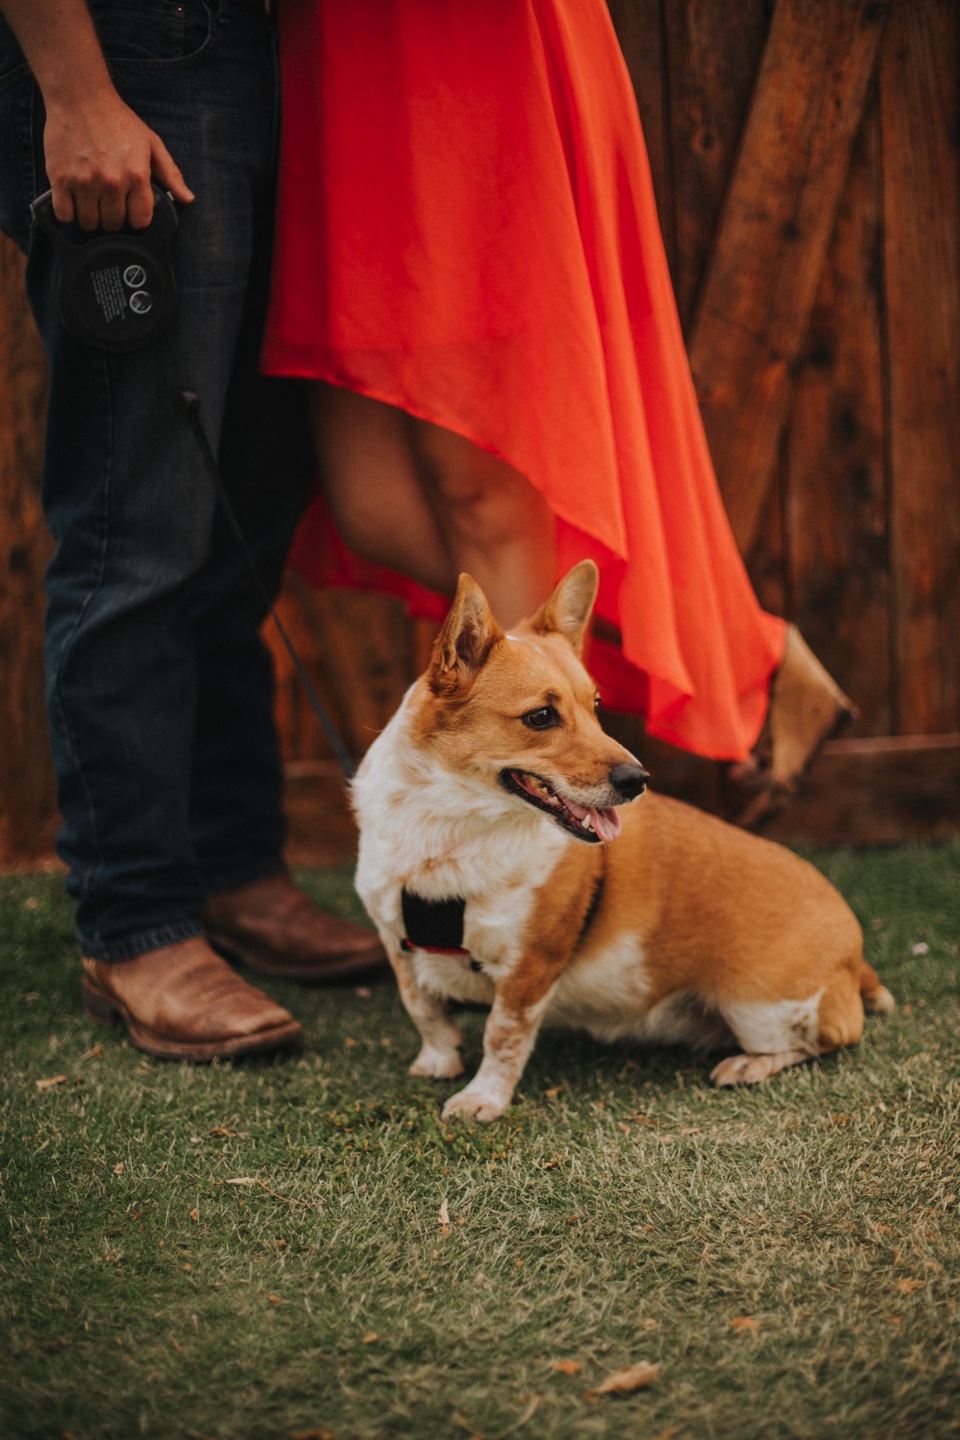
[1, 0, 958, 867]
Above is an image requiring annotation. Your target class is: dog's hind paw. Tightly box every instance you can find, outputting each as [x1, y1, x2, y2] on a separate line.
[409, 1045, 465, 1080]
[710, 1047, 812, 1087]
[864, 984, 896, 1014]
[441, 1087, 506, 1123]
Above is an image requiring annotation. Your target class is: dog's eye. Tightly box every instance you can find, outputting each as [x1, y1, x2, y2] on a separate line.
[594, 694, 601, 711]
[522, 705, 560, 730]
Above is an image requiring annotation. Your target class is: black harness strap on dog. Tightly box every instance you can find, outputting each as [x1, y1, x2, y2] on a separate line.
[400, 889, 468, 956]
[575, 869, 605, 951]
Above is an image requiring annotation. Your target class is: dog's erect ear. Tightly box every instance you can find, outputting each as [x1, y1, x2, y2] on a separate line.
[429, 573, 503, 695]
[527, 560, 599, 657]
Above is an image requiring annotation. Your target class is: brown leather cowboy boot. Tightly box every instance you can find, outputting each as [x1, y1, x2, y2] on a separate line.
[81, 937, 302, 1062]
[202, 872, 388, 982]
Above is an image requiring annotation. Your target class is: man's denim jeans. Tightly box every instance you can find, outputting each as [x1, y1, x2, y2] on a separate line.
[0, 0, 315, 958]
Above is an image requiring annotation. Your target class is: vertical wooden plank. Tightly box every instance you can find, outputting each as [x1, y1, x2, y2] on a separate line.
[0, 236, 57, 863]
[785, 87, 890, 736]
[266, 576, 346, 764]
[283, 579, 414, 760]
[746, 449, 788, 622]
[663, 0, 770, 333]
[606, 0, 675, 274]
[881, 0, 960, 734]
[687, 0, 888, 557]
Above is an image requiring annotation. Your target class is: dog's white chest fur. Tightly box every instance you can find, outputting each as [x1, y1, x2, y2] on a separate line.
[353, 689, 570, 975]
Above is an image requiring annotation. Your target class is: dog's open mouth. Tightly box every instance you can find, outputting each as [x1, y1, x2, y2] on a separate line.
[501, 770, 622, 844]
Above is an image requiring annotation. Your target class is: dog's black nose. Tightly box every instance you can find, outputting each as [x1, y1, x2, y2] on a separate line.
[609, 762, 649, 799]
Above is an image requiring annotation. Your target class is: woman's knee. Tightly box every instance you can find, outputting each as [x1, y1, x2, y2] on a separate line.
[411, 421, 542, 554]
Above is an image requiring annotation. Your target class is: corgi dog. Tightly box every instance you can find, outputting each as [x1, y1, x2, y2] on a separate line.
[352, 561, 894, 1122]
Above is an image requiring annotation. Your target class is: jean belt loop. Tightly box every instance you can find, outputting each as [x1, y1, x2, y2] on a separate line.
[217, 0, 230, 24]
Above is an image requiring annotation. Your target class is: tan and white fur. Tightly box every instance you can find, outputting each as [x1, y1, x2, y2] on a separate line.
[352, 561, 894, 1122]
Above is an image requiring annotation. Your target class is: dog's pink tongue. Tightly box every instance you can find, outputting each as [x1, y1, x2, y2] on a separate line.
[591, 807, 621, 842]
[560, 794, 622, 842]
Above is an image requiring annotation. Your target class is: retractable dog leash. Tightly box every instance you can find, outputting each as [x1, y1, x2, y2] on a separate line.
[30, 186, 357, 781]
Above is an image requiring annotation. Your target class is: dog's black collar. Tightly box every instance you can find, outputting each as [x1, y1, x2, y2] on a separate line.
[400, 889, 470, 957]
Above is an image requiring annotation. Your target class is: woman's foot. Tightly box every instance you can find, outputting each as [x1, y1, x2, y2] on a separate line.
[731, 625, 855, 828]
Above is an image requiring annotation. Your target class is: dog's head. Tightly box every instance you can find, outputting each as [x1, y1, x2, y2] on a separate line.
[413, 561, 648, 843]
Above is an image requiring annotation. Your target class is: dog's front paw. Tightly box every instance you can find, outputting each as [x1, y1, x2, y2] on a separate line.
[409, 1045, 465, 1080]
[441, 1086, 507, 1123]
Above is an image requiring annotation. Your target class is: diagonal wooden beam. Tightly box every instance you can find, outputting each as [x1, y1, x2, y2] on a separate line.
[687, 0, 889, 557]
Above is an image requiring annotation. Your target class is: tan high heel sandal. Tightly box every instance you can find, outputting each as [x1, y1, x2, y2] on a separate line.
[731, 625, 855, 829]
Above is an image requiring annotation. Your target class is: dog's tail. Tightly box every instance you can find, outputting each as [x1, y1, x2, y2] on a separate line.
[859, 958, 896, 1014]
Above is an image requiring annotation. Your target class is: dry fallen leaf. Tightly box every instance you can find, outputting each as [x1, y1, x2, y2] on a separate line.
[269, 1295, 281, 1306]
[544, 1086, 563, 1099]
[887, 1315, 903, 1325]
[114, 1163, 124, 1175]
[208, 1126, 236, 1138]
[291, 1428, 335, 1440]
[585, 1360, 660, 1397]
[189, 1208, 199, 1222]
[438, 1199, 450, 1228]
[895, 1279, 923, 1294]
[650, 1428, 679, 1440]
[729, 1316, 760, 1332]
[555, 1359, 581, 1375]
[35, 1075, 68, 1091]
[355, 986, 372, 999]
[361, 1332, 379, 1344]
[171, 1338, 185, 1353]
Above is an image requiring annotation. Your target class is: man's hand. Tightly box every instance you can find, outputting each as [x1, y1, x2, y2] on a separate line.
[44, 91, 194, 231]
[0, 0, 195, 231]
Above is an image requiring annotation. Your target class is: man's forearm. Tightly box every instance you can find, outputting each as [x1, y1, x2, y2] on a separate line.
[0, 0, 114, 107]
[0, 0, 193, 229]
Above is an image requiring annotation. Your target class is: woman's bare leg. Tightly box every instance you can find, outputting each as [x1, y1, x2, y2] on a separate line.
[406, 415, 556, 628]
[309, 383, 455, 595]
[310, 384, 557, 627]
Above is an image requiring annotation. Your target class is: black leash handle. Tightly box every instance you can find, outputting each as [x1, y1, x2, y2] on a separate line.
[178, 389, 357, 782]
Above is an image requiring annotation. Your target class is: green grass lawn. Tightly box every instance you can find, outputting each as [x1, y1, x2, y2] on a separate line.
[2, 846, 959, 1440]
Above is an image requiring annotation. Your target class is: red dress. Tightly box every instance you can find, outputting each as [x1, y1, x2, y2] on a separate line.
[262, 0, 786, 761]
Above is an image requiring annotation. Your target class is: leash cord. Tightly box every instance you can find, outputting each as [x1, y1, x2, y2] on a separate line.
[176, 387, 357, 782]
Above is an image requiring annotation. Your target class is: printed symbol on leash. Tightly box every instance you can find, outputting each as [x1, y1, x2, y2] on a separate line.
[123, 264, 147, 288]
[129, 291, 153, 315]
